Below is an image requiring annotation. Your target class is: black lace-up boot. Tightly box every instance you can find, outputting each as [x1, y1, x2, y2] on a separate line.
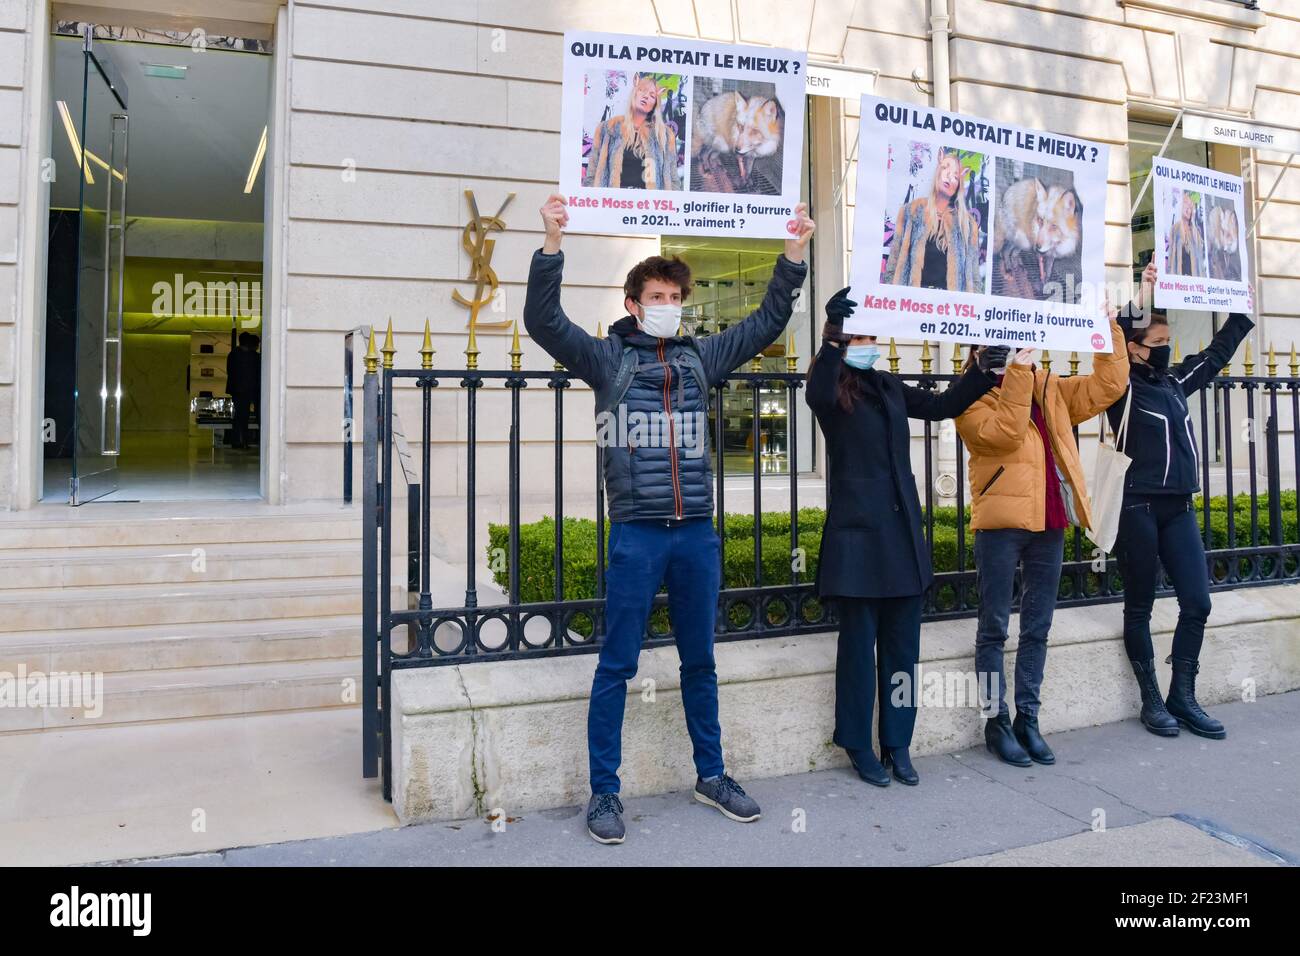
[1130, 659, 1179, 737]
[1166, 656, 1226, 739]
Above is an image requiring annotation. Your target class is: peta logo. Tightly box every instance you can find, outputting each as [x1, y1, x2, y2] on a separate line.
[1091, 332, 1106, 351]
[49, 886, 151, 936]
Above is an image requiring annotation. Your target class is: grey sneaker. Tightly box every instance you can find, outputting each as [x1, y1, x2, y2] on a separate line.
[586, 793, 625, 844]
[694, 773, 761, 822]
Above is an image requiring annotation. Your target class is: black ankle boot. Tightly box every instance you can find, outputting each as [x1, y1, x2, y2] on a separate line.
[845, 747, 890, 787]
[985, 713, 1032, 767]
[1130, 659, 1179, 737]
[1165, 656, 1226, 739]
[1012, 713, 1056, 765]
[882, 746, 919, 786]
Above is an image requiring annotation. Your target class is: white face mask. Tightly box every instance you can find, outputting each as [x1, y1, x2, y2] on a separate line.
[638, 302, 682, 339]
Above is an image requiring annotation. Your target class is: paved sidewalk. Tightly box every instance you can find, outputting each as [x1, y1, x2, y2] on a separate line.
[123, 692, 1298, 867]
[0, 709, 396, 866]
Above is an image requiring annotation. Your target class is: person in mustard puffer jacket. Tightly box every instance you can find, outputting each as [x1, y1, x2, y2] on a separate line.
[955, 314, 1128, 767]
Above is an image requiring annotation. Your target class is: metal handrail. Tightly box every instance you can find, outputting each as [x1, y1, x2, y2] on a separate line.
[343, 325, 370, 504]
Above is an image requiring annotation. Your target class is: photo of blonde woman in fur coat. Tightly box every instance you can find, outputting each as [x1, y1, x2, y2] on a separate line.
[584, 72, 684, 191]
[1166, 189, 1207, 278]
[883, 146, 984, 293]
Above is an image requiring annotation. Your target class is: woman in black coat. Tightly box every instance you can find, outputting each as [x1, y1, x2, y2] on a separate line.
[806, 288, 1005, 786]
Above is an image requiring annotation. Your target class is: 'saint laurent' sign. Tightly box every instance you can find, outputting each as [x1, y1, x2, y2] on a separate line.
[1183, 113, 1300, 156]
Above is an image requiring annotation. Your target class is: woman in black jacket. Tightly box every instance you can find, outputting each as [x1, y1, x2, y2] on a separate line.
[807, 288, 1005, 786]
[1111, 261, 1254, 740]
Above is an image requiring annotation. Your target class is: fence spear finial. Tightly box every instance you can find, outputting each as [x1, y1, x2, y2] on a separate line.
[1244, 340, 1255, 377]
[1173, 339, 1182, 363]
[749, 354, 763, 373]
[596, 321, 604, 339]
[1069, 351, 1080, 376]
[364, 326, 379, 375]
[420, 319, 435, 370]
[920, 340, 933, 375]
[510, 320, 522, 372]
[465, 317, 479, 371]
[381, 317, 396, 370]
[1041, 349, 1052, 373]
[1267, 342, 1278, 378]
[785, 329, 799, 373]
[1291, 342, 1299, 378]
[887, 337, 900, 375]
[950, 341, 962, 374]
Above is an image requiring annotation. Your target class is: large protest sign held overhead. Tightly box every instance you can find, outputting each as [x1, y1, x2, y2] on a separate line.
[1151, 157, 1252, 314]
[559, 31, 806, 239]
[847, 95, 1111, 353]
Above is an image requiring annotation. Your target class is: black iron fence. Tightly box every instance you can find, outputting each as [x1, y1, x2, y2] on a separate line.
[355, 325, 1300, 792]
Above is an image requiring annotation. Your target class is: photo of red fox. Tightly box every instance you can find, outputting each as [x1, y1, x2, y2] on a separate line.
[1207, 197, 1242, 282]
[990, 159, 1084, 304]
[689, 79, 784, 196]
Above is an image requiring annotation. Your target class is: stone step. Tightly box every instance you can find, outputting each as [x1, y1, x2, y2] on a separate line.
[0, 541, 361, 590]
[0, 506, 363, 551]
[0, 658, 362, 733]
[0, 577, 366, 634]
[0, 614, 362, 675]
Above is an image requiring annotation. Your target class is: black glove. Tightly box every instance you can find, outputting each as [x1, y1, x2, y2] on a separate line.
[976, 345, 1011, 374]
[822, 286, 855, 345]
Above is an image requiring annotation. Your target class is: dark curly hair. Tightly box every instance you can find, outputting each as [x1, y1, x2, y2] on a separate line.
[624, 255, 692, 304]
[1124, 311, 1169, 344]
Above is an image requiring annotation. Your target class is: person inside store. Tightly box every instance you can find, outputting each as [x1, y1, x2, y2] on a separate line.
[226, 331, 261, 450]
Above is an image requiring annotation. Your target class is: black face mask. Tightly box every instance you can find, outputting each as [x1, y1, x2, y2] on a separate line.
[1143, 344, 1172, 371]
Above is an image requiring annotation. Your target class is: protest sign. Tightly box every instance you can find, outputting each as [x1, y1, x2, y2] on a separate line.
[1152, 157, 1251, 313]
[559, 31, 806, 238]
[847, 95, 1112, 352]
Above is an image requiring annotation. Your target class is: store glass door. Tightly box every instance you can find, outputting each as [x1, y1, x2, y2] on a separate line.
[70, 34, 129, 504]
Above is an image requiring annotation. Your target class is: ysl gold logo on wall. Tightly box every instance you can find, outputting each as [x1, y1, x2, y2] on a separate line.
[452, 189, 515, 330]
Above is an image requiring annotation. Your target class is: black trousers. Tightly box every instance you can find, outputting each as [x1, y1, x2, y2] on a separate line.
[231, 395, 255, 448]
[1114, 493, 1212, 662]
[831, 595, 923, 751]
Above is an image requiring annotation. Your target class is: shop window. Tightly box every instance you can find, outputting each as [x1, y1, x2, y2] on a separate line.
[660, 95, 817, 478]
[661, 236, 806, 475]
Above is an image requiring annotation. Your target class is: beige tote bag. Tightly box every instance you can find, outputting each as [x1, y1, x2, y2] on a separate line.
[1086, 385, 1133, 554]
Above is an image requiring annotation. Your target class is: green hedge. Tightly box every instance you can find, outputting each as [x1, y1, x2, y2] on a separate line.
[487, 491, 1300, 609]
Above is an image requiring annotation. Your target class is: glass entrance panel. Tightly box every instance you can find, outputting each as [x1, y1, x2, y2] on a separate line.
[70, 40, 128, 504]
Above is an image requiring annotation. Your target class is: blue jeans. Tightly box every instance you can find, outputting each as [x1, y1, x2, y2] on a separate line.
[1114, 494, 1211, 662]
[588, 517, 724, 794]
[974, 528, 1065, 719]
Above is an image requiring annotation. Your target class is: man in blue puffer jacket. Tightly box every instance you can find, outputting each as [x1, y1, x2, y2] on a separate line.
[524, 193, 813, 844]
